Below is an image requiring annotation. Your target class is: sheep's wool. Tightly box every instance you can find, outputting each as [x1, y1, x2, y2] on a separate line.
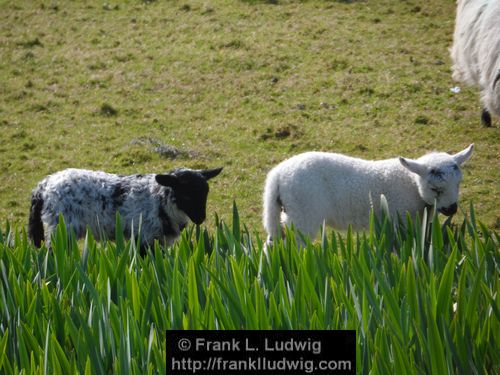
[29, 167, 222, 251]
[263, 145, 474, 244]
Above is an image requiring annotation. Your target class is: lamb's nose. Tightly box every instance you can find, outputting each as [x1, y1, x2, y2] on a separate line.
[194, 214, 206, 225]
[440, 203, 458, 216]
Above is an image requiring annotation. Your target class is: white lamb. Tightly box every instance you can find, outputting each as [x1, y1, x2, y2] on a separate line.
[450, 0, 500, 126]
[263, 145, 474, 244]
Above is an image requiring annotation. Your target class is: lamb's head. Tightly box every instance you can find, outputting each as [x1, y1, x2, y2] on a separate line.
[155, 167, 223, 224]
[399, 144, 474, 216]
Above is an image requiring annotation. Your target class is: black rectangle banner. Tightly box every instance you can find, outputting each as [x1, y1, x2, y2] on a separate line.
[166, 330, 355, 374]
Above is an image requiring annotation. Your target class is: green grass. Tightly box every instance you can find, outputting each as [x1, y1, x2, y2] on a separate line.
[0, 0, 498, 233]
[0, 205, 498, 373]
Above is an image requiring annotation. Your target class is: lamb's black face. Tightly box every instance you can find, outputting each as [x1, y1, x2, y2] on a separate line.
[172, 173, 210, 224]
[155, 167, 222, 225]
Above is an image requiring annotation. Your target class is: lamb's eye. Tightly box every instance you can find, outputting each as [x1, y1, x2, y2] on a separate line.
[429, 168, 444, 179]
[453, 165, 459, 171]
[430, 168, 440, 175]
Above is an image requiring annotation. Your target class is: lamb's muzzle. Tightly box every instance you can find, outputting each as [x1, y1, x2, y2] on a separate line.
[439, 203, 458, 216]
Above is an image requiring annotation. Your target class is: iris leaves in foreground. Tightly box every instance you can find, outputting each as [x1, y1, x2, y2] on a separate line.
[0, 204, 498, 374]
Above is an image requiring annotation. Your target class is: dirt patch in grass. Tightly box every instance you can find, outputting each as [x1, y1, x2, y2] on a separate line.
[130, 137, 198, 159]
[259, 124, 303, 141]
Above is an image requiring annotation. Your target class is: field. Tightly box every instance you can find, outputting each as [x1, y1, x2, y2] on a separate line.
[0, 0, 499, 374]
[0, 0, 498, 231]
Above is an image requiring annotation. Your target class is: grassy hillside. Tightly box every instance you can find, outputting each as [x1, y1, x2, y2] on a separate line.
[0, 0, 498, 234]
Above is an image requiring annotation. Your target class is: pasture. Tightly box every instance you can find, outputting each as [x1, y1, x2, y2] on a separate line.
[0, 0, 499, 373]
[0, 0, 498, 230]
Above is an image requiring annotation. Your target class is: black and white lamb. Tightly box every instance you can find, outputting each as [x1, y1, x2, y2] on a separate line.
[28, 167, 222, 252]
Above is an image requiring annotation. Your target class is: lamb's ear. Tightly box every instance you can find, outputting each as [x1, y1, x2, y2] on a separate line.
[452, 144, 474, 165]
[399, 157, 427, 177]
[200, 167, 223, 180]
[155, 174, 179, 188]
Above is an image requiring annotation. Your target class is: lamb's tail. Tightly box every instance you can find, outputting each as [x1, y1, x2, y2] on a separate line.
[28, 190, 44, 247]
[262, 169, 283, 242]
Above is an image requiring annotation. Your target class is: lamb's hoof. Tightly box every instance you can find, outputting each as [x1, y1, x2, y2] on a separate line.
[263, 236, 273, 254]
[481, 108, 492, 127]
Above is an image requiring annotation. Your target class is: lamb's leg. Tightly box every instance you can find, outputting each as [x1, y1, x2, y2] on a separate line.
[263, 236, 273, 254]
[44, 224, 56, 249]
[481, 108, 492, 127]
[282, 211, 321, 248]
[139, 244, 148, 257]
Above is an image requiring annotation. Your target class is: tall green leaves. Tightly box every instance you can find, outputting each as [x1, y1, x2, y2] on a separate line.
[0, 206, 498, 374]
